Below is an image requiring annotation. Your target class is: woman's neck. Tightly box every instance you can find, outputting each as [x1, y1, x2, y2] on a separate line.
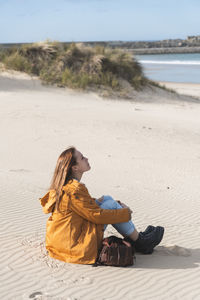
[72, 173, 82, 182]
[72, 177, 80, 182]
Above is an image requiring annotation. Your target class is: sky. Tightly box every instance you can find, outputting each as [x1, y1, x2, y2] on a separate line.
[0, 0, 200, 43]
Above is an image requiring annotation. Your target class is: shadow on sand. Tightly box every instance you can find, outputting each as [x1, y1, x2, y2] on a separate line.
[133, 245, 200, 269]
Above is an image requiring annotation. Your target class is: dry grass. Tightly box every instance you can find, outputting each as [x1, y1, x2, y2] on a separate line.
[0, 41, 149, 94]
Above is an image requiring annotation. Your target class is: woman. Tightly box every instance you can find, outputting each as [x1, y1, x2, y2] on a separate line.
[40, 147, 164, 264]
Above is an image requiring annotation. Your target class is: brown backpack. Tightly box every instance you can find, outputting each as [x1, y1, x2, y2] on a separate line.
[93, 235, 135, 267]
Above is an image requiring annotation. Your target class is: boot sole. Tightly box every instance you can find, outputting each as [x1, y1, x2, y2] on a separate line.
[154, 226, 164, 246]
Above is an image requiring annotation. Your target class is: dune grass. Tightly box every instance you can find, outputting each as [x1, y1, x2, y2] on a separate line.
[149, 80, 177, 94]
[0, 41, 148, 92]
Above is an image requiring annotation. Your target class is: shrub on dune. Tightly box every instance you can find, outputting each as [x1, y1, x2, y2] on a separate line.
[0, 41, 148, 93]
[3, 52, 32, 73]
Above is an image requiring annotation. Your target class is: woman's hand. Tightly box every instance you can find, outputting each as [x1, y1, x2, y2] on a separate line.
[97, 196, 104, 203]
[128, 208, 133, 215]
[117, 201, 133, 213]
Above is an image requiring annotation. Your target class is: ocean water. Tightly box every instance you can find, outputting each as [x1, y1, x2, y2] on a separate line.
[135, 53, 200, 83]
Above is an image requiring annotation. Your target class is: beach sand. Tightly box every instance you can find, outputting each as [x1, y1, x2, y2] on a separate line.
[159, 81, 200, 99]
[1, 70, 200, 299]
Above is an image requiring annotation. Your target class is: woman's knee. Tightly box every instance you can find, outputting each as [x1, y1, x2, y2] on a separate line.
[103, 195, 114, 201]
[103, 195, 122, 208]
[100, 195, 119, 210]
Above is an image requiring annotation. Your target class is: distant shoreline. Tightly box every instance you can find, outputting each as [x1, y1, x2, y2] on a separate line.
[158, 81, 200, 99]
[129, 47, 200, 55]
[1, 36, 200, 55]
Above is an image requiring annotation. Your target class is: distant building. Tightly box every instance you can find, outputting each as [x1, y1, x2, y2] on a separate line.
[187, 35, 200, 42]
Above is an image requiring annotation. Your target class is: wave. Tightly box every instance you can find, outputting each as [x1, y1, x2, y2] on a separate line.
[139, 60, 200, 65]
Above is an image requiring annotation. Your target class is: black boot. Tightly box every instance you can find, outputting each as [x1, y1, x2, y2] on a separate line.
[141, 225, 155, 235]
[135, 226, 164, 254]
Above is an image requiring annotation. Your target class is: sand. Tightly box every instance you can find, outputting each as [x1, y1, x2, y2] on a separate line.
[1, 70, 200, 300]
[159, 81, 200, 99]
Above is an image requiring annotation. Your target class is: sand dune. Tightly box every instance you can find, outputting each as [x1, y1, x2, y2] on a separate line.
[1, 70, 200, 299]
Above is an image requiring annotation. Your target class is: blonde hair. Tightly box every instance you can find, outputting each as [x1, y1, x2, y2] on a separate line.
[49, 147, 76, 211]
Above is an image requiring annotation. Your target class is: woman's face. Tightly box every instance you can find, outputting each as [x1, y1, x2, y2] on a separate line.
[73, 149, 91, 173]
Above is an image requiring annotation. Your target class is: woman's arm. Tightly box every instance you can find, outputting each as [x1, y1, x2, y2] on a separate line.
[96, 196, 132, 212]
[117, 201, 133, 212]
[69, 185, 131, 225]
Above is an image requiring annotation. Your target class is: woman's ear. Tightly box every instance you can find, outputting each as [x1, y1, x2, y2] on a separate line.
[72, 165, 78, 172]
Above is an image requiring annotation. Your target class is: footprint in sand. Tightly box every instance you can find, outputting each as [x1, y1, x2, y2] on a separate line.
[142, 126, 152, 130]
[156, 245, 191, 257]
[9, 169, 30, 173]
[29, 292, 43, 299]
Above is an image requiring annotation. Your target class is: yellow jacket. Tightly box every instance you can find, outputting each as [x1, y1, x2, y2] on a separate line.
[40, 179, 130, 264]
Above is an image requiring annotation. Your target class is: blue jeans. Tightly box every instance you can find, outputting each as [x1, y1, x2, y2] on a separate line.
[95, 195, 135, 236]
